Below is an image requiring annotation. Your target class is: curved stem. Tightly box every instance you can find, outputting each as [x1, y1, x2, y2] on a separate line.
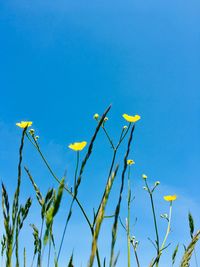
[161, 202, 172, 250]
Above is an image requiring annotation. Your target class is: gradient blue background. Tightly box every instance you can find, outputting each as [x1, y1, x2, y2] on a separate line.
[0, 0, 200, 266]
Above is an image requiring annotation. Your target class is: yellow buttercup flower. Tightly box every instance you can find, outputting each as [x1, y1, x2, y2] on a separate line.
[163, 195, 177, 202]
[142, 174, 147, 179]
[16, 121, 33, 128]
[122, 114, 141, 123]
[68, 141, 87, 151]
[127, 159, 135, 165]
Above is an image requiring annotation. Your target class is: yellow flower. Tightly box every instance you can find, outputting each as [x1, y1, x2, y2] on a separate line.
[16, 121, 33, 128]
[163, 195, 177, 202]
[142, 174, 147, 179]
[68, 141, 87, 151]
[127, 159, 135, 165]
[122, 114, 141, 123]
[93, 113, 99, 120]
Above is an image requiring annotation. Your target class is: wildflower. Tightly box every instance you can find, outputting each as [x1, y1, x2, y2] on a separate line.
[155, 181, 160, 186]
[127, 159, 135, 165]
[123, 125, 128, 130]
[93, 113, 99, 120]
[68, 141, 87, 151]
[104, 117, 108, 122]
[16, 121, 32, 128]
[163, 195, 177, 202]
[122, 114, 141, 123]
[142, 174, 147, 179]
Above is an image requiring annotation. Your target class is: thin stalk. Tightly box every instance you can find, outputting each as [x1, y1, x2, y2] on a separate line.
[145, 179, 160, 258]
[30, 254, 35, 267]
[23, 248, 26, 267]
[47, 238, 51, 267]
[155, 202, 173, 266]
[127, 166, 131, 267]
[116, 123, 131, 150]
[133, 249, 140, 267]
[161, 202, 172, 251]
[37, 218, 44, 267]
[58, 151, 80, 260]
[74, 151, 79, 192]
[102, 126, 115, 150]
[150, 193, 160, 253]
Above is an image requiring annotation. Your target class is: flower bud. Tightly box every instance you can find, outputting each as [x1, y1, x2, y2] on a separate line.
[142, 174, 147, 179]
[93, 113, 99, 120]
[29, 129, 35, 135]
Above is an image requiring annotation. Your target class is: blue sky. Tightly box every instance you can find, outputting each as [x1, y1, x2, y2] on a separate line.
[0, 0, 200, 266]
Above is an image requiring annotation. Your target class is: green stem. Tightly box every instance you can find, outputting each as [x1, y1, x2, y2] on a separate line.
[116, 123, 131, 150]
[161, 202, 172, 251]
[23, 248, 26, 267]
[102, 126, 115, 150]
[58, 151, 80, 260]
[155, 202, 173, 266]
[150, 193, 160, 252]
[127, 168, 131, 267]
[37, 218, 44, 267]
[145, 180, 160, 262]
[74, 151, 79, 192]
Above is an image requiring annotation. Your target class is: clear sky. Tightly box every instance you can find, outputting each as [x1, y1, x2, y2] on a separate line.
[0, 0, 200, 266]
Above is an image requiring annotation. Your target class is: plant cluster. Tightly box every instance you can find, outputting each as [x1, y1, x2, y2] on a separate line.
[1, 106, 199, 267]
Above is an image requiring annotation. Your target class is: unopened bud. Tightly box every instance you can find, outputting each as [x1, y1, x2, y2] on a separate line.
[160, 213, 168, 219]
[29, 129, 35, 135]
[93, 113, 99, 120]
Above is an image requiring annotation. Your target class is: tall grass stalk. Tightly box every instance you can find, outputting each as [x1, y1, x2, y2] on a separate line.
[88, 165, 119, 267]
